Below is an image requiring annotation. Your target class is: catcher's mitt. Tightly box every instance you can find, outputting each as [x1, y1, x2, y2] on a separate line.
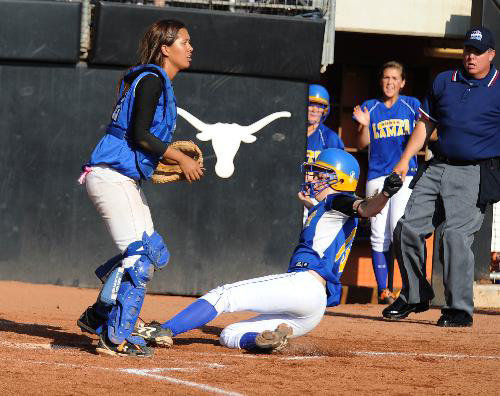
[152, 140, 203, 184]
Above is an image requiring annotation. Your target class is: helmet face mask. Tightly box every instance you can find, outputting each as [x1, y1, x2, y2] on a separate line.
[301, 163, 338, 198]
[301, 149, 360, 199]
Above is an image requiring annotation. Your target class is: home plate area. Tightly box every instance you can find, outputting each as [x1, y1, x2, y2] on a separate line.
[0, 281, 499, 394]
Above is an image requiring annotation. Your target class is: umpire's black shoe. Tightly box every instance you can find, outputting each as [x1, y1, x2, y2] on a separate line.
[382, 297, 430, 320]
[437, 309, 473, 327]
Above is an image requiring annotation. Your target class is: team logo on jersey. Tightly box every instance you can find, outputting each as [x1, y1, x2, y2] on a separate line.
[470, 30, 482, 41]
[372, 118, 410, 139]
[177, 108, 291, 178]
[304, 210, 317, 228]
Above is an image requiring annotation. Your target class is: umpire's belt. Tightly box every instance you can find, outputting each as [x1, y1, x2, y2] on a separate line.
[433, 153, 479, 166]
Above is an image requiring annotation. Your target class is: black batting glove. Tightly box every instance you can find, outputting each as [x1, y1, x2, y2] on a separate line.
[382, 172, 403, 198]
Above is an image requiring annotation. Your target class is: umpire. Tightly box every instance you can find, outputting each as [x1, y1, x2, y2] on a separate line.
[382, 26, 499, 327]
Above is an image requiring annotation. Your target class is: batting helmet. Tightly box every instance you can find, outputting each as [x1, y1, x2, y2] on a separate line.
[309, 84, 330, 120]
[302, 148, 359, 195]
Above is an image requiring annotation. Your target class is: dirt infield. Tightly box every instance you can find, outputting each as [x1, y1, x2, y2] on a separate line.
[1, 281, 499, 395]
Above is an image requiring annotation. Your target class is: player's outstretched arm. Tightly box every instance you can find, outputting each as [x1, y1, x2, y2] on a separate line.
[355, 173, 403, 218]
[353, 105, 370, 149]
[393, 118, 436, 180]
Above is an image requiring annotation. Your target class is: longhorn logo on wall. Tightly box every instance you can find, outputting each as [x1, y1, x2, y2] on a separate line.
[177, 108, 291, 178]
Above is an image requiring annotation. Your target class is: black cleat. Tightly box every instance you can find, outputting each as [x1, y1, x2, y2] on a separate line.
[77, 305, 105, 335]
[96, 331, 154, 358]
[437, 309, 473, 327]
[382, 297, 429, 320]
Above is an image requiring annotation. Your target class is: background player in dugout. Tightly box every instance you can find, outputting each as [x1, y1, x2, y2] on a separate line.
[353, 61, 421, 304]
[131, 149, 403, 353]
[306, 84, 344, 164]
[75, 19, 204, 357]
[303, 84, 344, 221]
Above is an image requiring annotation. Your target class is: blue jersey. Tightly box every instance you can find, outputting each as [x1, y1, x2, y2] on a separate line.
[87, 64, 177, 180]
[306, 124, 344, 164]
[288, 193, 358, 307]
[361, 95, 420, 180]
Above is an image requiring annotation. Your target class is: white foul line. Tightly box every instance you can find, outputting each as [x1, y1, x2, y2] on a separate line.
[351, 350, 500, 360]
[123, 368, 242, 396]
[0, 354, 242, 396]
[2, 339, 500, 362]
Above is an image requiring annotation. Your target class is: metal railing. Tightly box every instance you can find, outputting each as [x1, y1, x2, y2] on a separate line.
[106, 0, 329, 17]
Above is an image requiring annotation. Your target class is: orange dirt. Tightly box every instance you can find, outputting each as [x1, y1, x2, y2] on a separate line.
[0, 281, 499, 395]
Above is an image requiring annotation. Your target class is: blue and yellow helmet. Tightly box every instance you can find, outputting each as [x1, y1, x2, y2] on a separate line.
[309, 84, 330, 119]
[302, 148, 359, 195]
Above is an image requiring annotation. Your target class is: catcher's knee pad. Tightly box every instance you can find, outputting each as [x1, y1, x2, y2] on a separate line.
[97, 231, 169, 306]
[125, 231, 170, 271]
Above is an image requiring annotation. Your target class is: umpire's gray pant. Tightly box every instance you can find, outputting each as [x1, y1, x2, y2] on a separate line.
[394, 161, 484, 315]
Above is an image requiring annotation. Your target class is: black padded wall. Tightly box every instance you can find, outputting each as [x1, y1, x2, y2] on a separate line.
[0, 64, 306, 295]
[0, 2, 325, 295]
[91, 1, 325, 80]
[0, 0, 81, 63]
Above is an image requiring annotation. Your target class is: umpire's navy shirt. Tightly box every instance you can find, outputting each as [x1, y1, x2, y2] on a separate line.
[420, 65, 500, 160]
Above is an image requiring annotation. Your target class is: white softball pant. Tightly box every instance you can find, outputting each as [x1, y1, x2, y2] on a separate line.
[202, 271, 327, 349]
[366, 175, 413, 252]
[84, 165, 154, 268]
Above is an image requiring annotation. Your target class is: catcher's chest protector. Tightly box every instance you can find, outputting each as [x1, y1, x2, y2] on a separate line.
[88, 64, 177, 180]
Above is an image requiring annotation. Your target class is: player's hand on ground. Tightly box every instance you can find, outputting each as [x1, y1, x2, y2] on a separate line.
[298, 191, 315, 209]
[393, 159, 409, 181]
[353, 105, 370, 127]
[382, 172, 403, 198]
[178, 155, 204, 182]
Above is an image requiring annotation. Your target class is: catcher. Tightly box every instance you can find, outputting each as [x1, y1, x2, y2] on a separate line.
[75, 20, 203, 358]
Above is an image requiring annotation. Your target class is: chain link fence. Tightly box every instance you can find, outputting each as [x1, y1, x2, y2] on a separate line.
[104, 0, 329, 17]
[77, 0, 334, 69]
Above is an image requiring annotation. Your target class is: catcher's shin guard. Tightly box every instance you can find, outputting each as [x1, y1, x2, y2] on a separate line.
[106, 272, 149, 345]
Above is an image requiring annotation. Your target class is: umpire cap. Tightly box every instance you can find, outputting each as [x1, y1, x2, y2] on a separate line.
[464, 26, 495, 53]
